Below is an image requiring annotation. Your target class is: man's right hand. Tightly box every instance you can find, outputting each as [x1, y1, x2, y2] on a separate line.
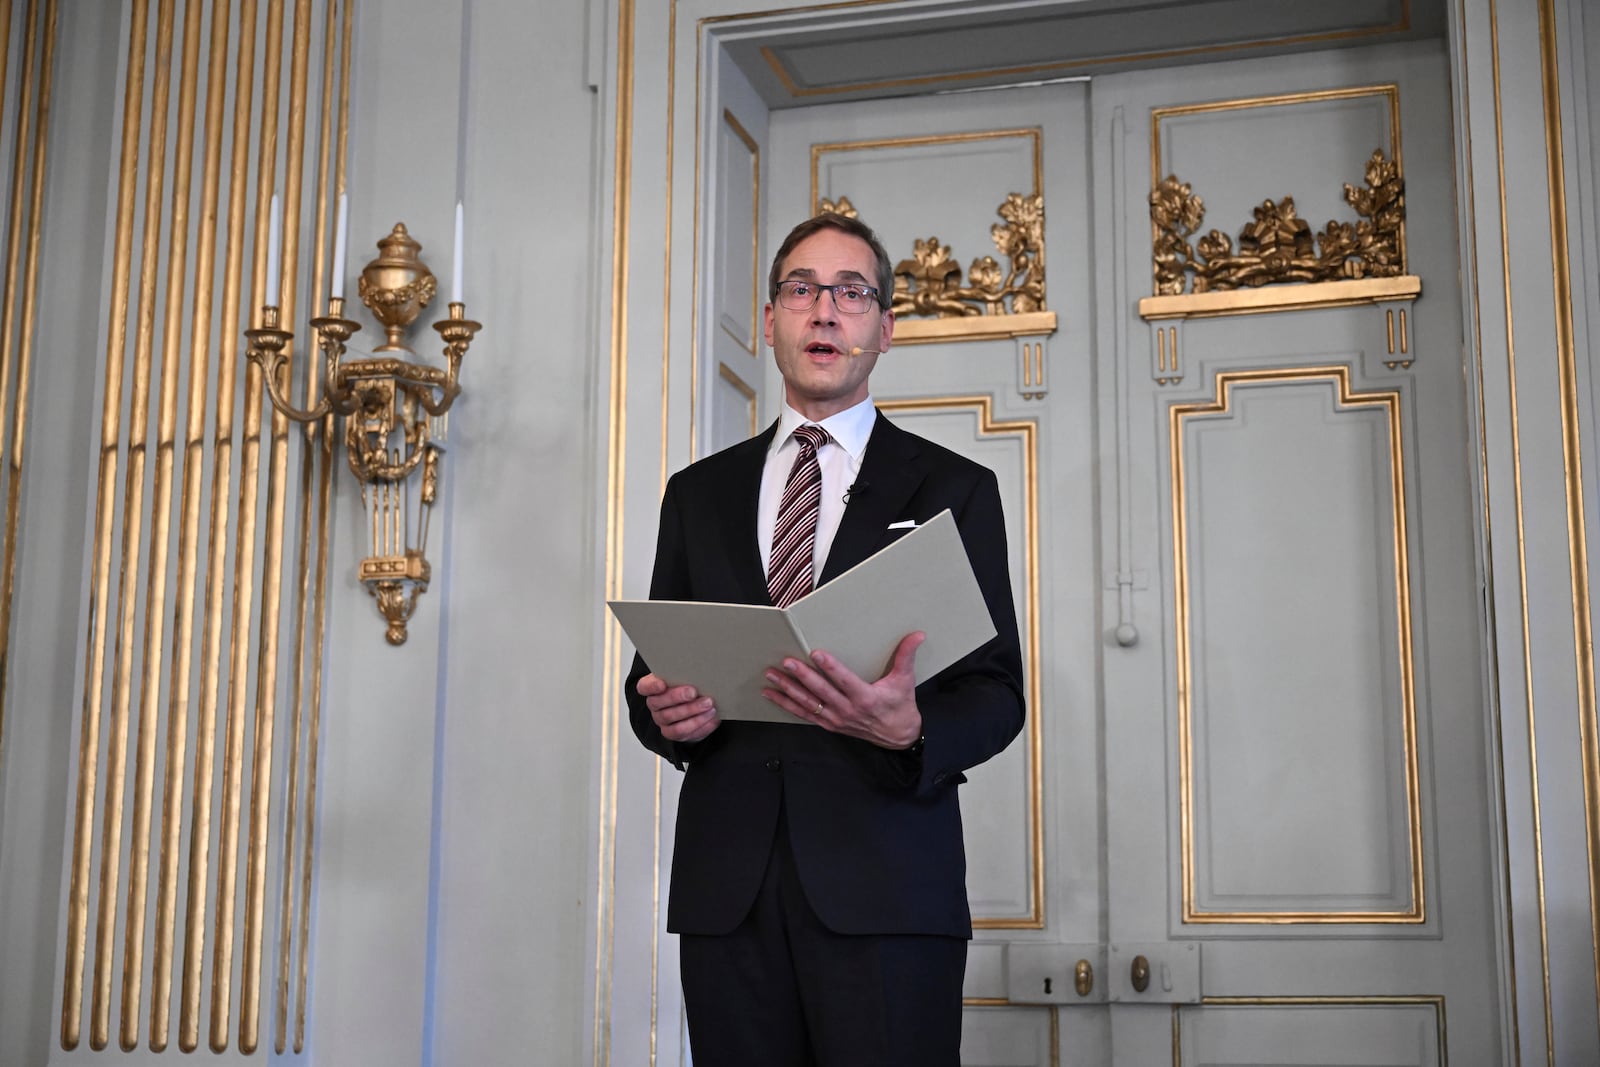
[637, 674, 721, 743]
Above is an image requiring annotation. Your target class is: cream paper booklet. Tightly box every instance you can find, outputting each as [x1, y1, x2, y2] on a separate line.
[607, 509, 997, 724]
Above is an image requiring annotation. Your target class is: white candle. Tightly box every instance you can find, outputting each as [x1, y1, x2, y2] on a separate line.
[265, 193, 282, 303]
[451, 200, 464, 304]
[331, 193, 348, 300]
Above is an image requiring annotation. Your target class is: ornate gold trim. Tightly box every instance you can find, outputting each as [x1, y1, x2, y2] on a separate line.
[1172, 367, 1423, 924]
[888, 193, 1045, 319]
[1139, 275, 1420, 321]
[753, 1, 1411, 100]
[717, 362, 758, 438]
[1151, 85, 1405, 294]
[894, 311, 1057, 345]
[1149, 149, 1405, 298]
[877, 395, 1043, 929]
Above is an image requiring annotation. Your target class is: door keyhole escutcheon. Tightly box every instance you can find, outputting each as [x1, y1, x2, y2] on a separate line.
[1074, 958, 1093, 996]
[1131, 955, 1150, 993]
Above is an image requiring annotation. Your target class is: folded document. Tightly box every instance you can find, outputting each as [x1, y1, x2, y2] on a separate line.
[607, 509, 997, 724]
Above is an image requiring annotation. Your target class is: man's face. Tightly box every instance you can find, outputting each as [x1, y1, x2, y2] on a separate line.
[764, 228, 895, 421]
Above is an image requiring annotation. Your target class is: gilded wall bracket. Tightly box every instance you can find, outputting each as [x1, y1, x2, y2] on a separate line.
[1138, 149, 1421, 325]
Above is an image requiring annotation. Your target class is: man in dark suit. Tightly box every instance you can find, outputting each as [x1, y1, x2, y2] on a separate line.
[627, 212, 1025, 1066]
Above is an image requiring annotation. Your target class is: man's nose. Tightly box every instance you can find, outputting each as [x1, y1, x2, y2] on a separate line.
[810, 288, 840, 324]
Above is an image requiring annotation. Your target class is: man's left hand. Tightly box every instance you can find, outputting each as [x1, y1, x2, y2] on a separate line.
[762, 631, 924, 749]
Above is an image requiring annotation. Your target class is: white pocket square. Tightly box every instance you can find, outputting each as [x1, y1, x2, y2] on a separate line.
[887, 519, 920, 530]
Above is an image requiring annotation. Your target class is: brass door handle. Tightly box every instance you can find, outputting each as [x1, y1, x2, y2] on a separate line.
[1130, 954, 1150, 993]
[1074, 958, 1093, 997]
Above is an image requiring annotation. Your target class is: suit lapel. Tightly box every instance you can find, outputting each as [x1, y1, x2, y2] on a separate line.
[820, 412, 926, 584]
[725, 420, 778, 605]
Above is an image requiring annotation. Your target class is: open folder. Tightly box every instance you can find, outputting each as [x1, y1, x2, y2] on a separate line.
[607, 509, 997, 724]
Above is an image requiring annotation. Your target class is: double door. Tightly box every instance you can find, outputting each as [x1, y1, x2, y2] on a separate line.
[704, 39, 1503, 1067]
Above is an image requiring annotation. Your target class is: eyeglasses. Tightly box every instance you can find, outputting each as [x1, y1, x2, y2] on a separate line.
[773, 279, 883, 315]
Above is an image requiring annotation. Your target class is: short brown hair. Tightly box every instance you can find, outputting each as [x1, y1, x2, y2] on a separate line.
[768, 213, 894, 309]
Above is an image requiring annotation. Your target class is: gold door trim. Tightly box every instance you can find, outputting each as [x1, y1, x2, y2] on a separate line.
[1459, 0, 1526, 1054]
[721, 108, 760, 355]
[1174, 995, 1446, 1066]
[809, 127, 1042, 220]
[1171, 367, 1424, 924]
[718, 362, 759, 438]
[1535, 0, 1600, 1014]
[1485, 0, 1550, 1056]
[877, 395, 1043, 929]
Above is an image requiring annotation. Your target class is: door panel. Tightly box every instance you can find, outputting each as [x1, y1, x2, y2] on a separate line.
[767, 83, 1098, 1063]
[1095, 41, 1499, 1066]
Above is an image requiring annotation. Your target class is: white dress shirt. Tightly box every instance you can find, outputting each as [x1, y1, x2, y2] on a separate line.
[757, 396, 877, 586]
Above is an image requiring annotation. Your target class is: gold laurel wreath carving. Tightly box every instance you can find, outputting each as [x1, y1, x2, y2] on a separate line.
[813, 193, 1046, 319]
[1151, 149, 1404, 296]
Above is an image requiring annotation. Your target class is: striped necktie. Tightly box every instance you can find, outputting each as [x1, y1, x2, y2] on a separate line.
[767, 423, 832, 608]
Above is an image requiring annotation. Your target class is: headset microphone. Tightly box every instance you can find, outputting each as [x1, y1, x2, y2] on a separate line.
[848, 347, 882, 357]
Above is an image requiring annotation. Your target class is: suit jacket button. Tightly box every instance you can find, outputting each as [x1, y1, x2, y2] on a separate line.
[765, 758, 782, 773]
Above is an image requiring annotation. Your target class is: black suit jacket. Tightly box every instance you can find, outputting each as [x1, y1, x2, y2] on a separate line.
[626, 411, 1025, 938]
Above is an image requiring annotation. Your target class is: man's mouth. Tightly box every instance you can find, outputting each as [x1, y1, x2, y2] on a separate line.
[805, 342, 841, 357]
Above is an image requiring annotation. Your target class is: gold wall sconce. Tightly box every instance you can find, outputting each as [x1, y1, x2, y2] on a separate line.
[246, 197, 479, 645]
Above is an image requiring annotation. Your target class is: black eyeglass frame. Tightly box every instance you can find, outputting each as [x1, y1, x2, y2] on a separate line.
[770, 279, 887, 314]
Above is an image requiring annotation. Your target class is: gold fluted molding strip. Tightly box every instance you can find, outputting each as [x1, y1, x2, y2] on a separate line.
[297, 6, 350, 1048]
[0, 0, 51, 772]
[56, 0, 344, 1051]
[276, 0, 339, 1050]
[95, 0, 178, 1048]
[596, 0, 636, 1061]
[182, 0, 257, 1048]
[151, 0, 230, 1044]
[120, 0, 202, 1047]
[212, 0, 284, 1048]
[63, 0, 147, 1047]
[240, 0, 312, 1050]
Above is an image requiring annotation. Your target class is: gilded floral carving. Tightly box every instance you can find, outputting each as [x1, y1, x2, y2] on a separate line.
[1151, 149, 1405, 295]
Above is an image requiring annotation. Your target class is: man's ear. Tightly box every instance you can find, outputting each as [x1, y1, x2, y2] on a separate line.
[878, 309, 895, 353]
[763, 302, 775, 348]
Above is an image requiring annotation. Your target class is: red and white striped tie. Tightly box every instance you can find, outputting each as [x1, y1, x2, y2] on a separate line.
[767, 424, 832, 608]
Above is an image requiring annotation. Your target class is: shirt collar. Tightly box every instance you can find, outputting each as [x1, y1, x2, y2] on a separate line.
[774, 396, 875, 461]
